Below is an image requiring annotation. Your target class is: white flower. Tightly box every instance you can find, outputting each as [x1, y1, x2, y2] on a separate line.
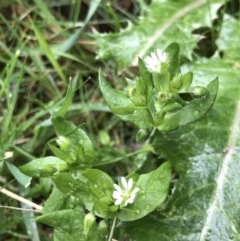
[112, 177, 139, 207]
[144, 49, 167, 73]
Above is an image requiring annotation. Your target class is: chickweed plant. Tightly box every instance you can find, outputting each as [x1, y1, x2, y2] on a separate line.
[19, 43, 218, 240]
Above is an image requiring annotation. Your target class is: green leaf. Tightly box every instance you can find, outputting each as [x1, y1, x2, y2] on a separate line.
[82, 169, 114, 200]
[120, 109, 153, 129]
[43, 186, 72, 215]
[82, 169, 116, 218]
[138, 58, 153, 103]
[53, 172, 91, 209]
[216, 14, 240, 63]
[165, 42, 180, 79]
[180, 71, 193, 91]
[99, 70, 135, 115]
[48, 144, 71, 163]
[31, 20, 66, 82]
[157, 77, 219, 131]
[5, 161, 31, 187]
[117, 161, 172, 221]
[19, 156, 68, 177]
[95, 0, 224, 70]
[54, 80, 75, 118]
[123, 58, 240, 240]
[36, 210, 104, 241]
[52, 117, 95, 165]
[57, 0, 101, 55]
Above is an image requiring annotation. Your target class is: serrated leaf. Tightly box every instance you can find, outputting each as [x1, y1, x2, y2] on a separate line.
[122, 58, 240, 240]
[216, 14, 240, 62]
[19, 157, 68, 177]
[95, 0, 224, 70]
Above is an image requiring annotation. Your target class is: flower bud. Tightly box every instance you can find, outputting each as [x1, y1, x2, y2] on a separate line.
[171, 74, 182, 89]
[56, 136, 71, 151]
[97, 220, 108, 237]
[83, 213, 96, 236]
[192, 86, 209, 97]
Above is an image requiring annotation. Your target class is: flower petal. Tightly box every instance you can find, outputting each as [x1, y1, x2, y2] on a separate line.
[114, 184, 122, 193]
[151, 52, 158, 63]
[127, 197, 134, 204]
[114, 197, 123, 205]
[144, 56, 153, 65]
[156, 49, 162, 59]
[112, 191, 121, 199]
[121, 177, 128, 190]
[132, 187, 140, 195]
[127, 178, 133, 190]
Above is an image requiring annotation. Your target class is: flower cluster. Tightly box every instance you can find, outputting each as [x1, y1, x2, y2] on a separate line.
[112, 177, 139, 207]
[144, 49, 167, 73]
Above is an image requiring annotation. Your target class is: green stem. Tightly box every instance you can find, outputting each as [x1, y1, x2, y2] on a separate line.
[93, 149, 149, 167]
[107, 216, 117, 241]
[146, 127, 156, 144]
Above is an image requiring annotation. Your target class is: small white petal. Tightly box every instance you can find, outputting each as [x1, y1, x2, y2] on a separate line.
[124, 199, 131, 206]
[156, 49, 163, 60]
[144, 57, 153, 65]
[132, 187, 140, 195]
[151, 52, 158, 63]
[114, 184, 122, 193]
[127, 178, 133, 190]
[114, 197, 123, 205]
[127, 197, 134, 204]
[112, 191, 121, 199]
[121, 177, 128, 190]
[162, 52, 167, 62]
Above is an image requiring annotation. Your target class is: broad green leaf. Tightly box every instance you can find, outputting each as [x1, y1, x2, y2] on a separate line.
[82, 169, 116, 218]
[157, 77, 219, 131]
[36, 210, 104, 241]
[117, 161, 172, 221]
[82, 169, 114, 200]
[120, 109, 153, 129]
[95, 0, 224, 70]
[122, 58, 240, 240]
[52, 117, 95, 165]
[53, 172, 91, 209]
[216, 15, 240, 62]
[43, 186, 72, 215]
[5, 161, 31, 187]
[48, 144, 71, 163]
[19, 156, 68, 177]
[99, 70, 135, 115]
